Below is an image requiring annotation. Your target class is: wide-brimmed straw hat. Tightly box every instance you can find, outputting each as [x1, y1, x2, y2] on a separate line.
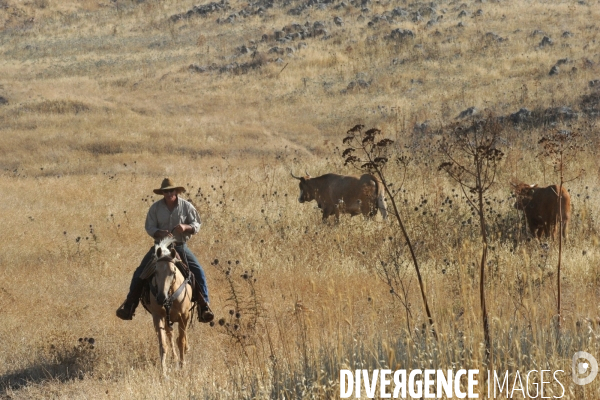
[153, 178, 186, 195]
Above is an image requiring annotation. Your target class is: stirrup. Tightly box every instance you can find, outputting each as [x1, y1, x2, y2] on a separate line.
[116, 301, 135, 320]
[199, 304, 214, 323]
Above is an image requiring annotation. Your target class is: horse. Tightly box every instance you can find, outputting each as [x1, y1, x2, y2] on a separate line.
[140, 236, 194, 375]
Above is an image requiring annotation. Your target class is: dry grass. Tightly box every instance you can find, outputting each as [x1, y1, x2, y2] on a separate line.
[2, 0, 600, 398]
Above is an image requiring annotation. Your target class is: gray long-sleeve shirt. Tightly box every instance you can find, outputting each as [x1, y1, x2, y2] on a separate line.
[145, 197, 201, 243]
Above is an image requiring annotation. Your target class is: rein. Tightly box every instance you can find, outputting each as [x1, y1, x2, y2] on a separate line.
[163, 271, 191, 328]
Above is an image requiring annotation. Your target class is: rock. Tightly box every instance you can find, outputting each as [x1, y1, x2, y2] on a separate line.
[419, 6, 436, 17]
[313, 28, 328, 36]
[389, 28, 415, 41]
[333, 16, 343, 26]
[539, 36, 553, 47]
[347, 80, 370, 91]
[189, 64, 207, 73]
[456, 107, 477, 119]
[509, 108, 532, 124]
[268, 46, 284, 54]
[392, 7, 408, 17]
[413, 121, 431, 134]
[485, 32, 505, 42]
[543, 106, 577, 123]
[549, 65, 559, 75]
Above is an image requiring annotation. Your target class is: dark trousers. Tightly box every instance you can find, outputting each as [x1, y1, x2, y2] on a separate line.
[127, 244, 209, 305]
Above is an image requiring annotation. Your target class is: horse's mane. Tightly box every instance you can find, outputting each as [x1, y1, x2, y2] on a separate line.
[158, 236, 177, 248]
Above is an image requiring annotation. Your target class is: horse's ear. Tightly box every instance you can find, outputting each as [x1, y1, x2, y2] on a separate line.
[170, 248, 176, 259]
[156, 248, 162, 258]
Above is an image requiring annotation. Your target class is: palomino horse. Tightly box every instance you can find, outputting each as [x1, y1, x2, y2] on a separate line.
[140, 236, 193, 374]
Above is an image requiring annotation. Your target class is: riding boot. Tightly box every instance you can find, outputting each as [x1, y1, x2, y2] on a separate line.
[116, 299, 138, 320]
[193, 280, 214, 323]
[116, 276, 143, 320]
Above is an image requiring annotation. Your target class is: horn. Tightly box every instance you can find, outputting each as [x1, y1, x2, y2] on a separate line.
[305, 170, 311, 178]
[291, 170, 302, 180]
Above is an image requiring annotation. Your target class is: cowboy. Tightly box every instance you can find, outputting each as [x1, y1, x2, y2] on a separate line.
[116, 178, 214, 323]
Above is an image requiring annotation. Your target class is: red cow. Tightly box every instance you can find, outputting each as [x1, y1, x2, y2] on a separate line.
[512, 182, 571, 240]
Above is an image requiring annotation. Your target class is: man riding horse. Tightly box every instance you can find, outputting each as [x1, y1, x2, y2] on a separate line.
[116, 178, 214, 323]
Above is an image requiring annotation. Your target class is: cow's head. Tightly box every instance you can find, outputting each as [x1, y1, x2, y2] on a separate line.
[291, 170, 313, 203]
[512, 182, 537, 210]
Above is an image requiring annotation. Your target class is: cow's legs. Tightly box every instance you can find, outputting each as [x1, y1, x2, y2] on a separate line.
[333, 205, 340, 222]
[377, 194, 388, 220]
[550, 224, 558, 239]
[544, 223, 554, 239]
[527, 218, 539, 239]
[322, 206, 334, 221]
[360, 199, 372, 217]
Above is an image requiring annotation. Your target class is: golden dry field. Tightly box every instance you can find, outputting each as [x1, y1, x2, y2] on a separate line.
[1, 0, 600, 398]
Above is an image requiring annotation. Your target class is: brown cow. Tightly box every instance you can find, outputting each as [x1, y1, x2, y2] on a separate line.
[512, 182, 571, 240]
[291, 171, 388, 221]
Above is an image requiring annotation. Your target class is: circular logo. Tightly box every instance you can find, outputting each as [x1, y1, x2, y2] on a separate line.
[572, 351, 599, 385]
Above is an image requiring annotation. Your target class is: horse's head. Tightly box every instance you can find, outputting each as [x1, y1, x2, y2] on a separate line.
[155, 259, 177, 306]
[153, 236, 178, 305]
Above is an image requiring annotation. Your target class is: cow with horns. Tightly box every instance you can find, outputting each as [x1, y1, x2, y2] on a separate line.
[512, 182, 571, 240]
[291, 171, 388, 221]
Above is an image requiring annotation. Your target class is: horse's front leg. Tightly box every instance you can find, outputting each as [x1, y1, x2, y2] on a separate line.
[177, 314, 190, 368]
[153, 315, 169, 376]
[166, 321, 177, 364]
